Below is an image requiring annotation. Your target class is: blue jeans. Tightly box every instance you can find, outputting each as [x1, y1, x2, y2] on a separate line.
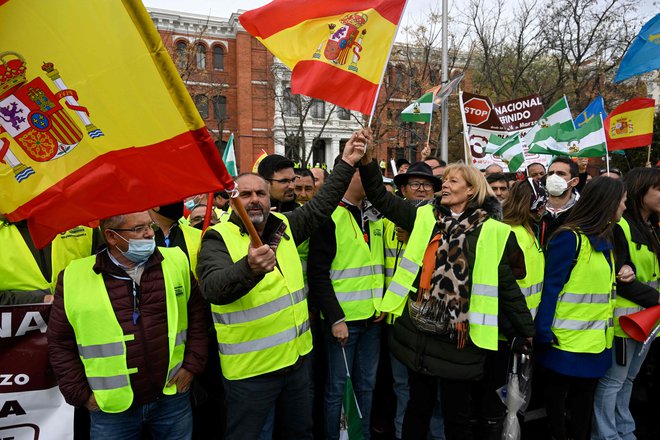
[223, 355, 313, 440]
[390, 350, 445, 440]
[89, 391, 192, 440]
[324, 321, 381, 440]
[592, 338, 648, 440]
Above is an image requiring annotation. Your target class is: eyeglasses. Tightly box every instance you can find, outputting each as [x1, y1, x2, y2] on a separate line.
[110, 222, 156, 235]
[267, 178, 295, 185]
[407, 182, 434, 190]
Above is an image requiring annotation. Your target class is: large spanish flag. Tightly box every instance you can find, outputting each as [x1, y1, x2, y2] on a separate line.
[240, 0, 407, 115]
[604, 98, 656, 150]
[0, 0, 234, 247]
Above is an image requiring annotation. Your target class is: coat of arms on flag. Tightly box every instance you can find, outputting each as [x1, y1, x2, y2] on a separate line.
[0, 52, 103, 182]
[314, 12, 368, 72]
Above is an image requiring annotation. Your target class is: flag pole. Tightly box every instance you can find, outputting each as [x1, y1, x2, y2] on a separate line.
[458, 90, 472, 164]
[367, 0, 410, 128]
[601, 113, 610, 174]
[647, 145, 652, 166]
[440, 0, 449, 162]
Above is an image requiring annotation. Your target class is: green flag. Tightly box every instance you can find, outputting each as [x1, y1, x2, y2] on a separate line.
[530, 115, 607, 157]
[339, 376, 364, 440]
[222, 133, 238, 177]
[523, 96, 574, 151]
[401, 92, 434, 123]
[486, 133, 525, 172]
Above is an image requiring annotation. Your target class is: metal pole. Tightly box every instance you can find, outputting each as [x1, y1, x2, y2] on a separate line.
[440, 0, 449, 162]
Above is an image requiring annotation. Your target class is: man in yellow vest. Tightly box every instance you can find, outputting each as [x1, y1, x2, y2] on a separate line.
[47, 211, 209, 439]
[307, 156, 387, 440]
[197, 134, 367, 440]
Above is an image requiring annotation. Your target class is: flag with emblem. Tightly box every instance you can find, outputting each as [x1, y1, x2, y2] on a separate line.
[574, 95, 607, 129]
[339, 347, 364, 440]
[239, 0, 408, 116]
[401, 92, 434, 123]
[0, 0, 234, 248]
[604, 98, 655, 150]
[529, 115, 607, 157]
[486, 133, 525, 172]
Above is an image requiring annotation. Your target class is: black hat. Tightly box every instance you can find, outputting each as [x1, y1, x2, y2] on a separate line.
[258, 154, 294, 179]
[395, 158, 410, 169]
[393, 161, 442, 191]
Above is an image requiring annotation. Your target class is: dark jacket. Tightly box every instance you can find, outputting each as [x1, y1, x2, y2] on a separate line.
[359, 161, 534, 380]
[197, 159, 358, 306]
[47, 247, 208, 408]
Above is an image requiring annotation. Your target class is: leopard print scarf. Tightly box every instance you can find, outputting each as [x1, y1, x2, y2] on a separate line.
[409, 208, 489, 348]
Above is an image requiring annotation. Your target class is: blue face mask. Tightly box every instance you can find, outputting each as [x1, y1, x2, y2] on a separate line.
[114, 233, 156, 264]
[184, 199, 196, 211]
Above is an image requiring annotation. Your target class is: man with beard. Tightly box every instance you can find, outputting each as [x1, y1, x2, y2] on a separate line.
[258, 154, 299, 212]
[196, 132, 368, 440]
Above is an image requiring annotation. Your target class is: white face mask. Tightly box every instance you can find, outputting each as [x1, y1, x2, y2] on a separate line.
[545, 173, 569, 197]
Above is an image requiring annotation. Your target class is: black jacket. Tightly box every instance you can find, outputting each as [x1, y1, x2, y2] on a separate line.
[359, 161, 534, 380]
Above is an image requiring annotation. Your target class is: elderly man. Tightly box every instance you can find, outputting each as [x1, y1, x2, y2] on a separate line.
[48, 211, 208, 439]
[484, 163, 504, 177]
[527, 162, 546, 183]
[197, 132, 366, 440]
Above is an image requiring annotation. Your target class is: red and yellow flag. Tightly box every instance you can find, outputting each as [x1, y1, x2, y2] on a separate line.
[0, 0, 233, 247]
[240, 0, 407, 116]
[605, 98, 655, 150]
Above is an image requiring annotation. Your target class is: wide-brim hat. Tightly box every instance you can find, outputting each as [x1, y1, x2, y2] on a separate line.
[393, 161, 442, 192]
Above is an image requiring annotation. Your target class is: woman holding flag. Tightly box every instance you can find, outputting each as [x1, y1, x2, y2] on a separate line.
[357, 129, 534, 440]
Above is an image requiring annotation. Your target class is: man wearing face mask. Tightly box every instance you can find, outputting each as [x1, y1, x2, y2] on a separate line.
[47, 211, 209, 439]
[540, 156, 580, 246]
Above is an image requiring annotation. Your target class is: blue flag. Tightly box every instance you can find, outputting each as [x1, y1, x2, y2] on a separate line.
[614, 13, 660, 83]
[574, 95, 608, 128]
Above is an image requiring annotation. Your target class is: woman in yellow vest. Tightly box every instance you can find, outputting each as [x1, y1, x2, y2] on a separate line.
[592, 167, 660, 440]
[535, 176, 626, 440]
[358, 155, 535, 440]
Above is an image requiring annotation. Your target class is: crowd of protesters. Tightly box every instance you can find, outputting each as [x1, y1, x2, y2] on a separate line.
[3, 128, 660, 440]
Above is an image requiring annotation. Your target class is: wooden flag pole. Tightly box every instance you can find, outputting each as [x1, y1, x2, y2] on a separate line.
[229, 192, 263, 247]
[647, 144, 652, 166]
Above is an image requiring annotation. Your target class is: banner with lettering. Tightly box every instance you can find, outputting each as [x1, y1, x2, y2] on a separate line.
[0, 304, 73, 439]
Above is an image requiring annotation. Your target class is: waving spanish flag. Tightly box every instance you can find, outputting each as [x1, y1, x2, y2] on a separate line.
[240, 0, 407, 115]
[0, 0, 234, 247]
[604, 98, 655, 150]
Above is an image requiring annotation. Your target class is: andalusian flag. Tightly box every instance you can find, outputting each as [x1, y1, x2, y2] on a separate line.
[401, 92, 434, 123]
[486, 133, 525, 172]
[222, 134, 238, 177]
[604, 98, 655, 150]
[240, 0, 408, 115]
[0, 0, 233, 247]
[530, 115, 607, 157]
[524, 96, 574, 147]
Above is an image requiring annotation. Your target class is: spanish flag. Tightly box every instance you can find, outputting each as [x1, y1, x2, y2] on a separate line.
[604, 98, 656, 150]
[240, 0, 407, 116]
[0, 0, 233, 247]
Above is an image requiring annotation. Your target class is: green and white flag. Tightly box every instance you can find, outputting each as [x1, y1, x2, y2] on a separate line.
[222, 133, 238, 177]
[523, 96, 574, 149]
[530, 115, 607, 157]
[401, 92, 434, 123]
[486, 133, 525, 172]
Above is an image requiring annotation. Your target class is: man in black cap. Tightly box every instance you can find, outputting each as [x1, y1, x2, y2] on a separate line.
[258, 154, 299, 212]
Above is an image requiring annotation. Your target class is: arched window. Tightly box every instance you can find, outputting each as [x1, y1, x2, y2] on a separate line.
[196, 43, 206, 70]
[194, 94, 209, 119]
[213, 95, 227, 120]
[213, 45, 224, 70]
[176, 41, 187, 68]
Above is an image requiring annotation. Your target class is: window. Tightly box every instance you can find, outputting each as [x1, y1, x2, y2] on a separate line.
[285, 135, 302, 162]
[337, 107, 351, 120]
[195, 44, 206, 70]
[312, 139, 326, 166]
[310, 99, 325, 119]
[194, 94, 209, 119]
[395, 65, 405, 88]
[213, 45, 224, 70]
[176, 41, 187, 69]
[283, 88, 299, 117]
[212, 95, 227, 120]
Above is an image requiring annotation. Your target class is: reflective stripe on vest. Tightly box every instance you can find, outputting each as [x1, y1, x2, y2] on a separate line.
[211, 214, 311, 380]
[551, 231, 615, 354]
[379, 205, 436, 318]
[0, 223, 93, 293]
[510, 225, 544, 319]
[383, 218, 404, 288]
[329, 207, 385, 321]
[614, 218, 660, 337]
[63, 247, 190, 413]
